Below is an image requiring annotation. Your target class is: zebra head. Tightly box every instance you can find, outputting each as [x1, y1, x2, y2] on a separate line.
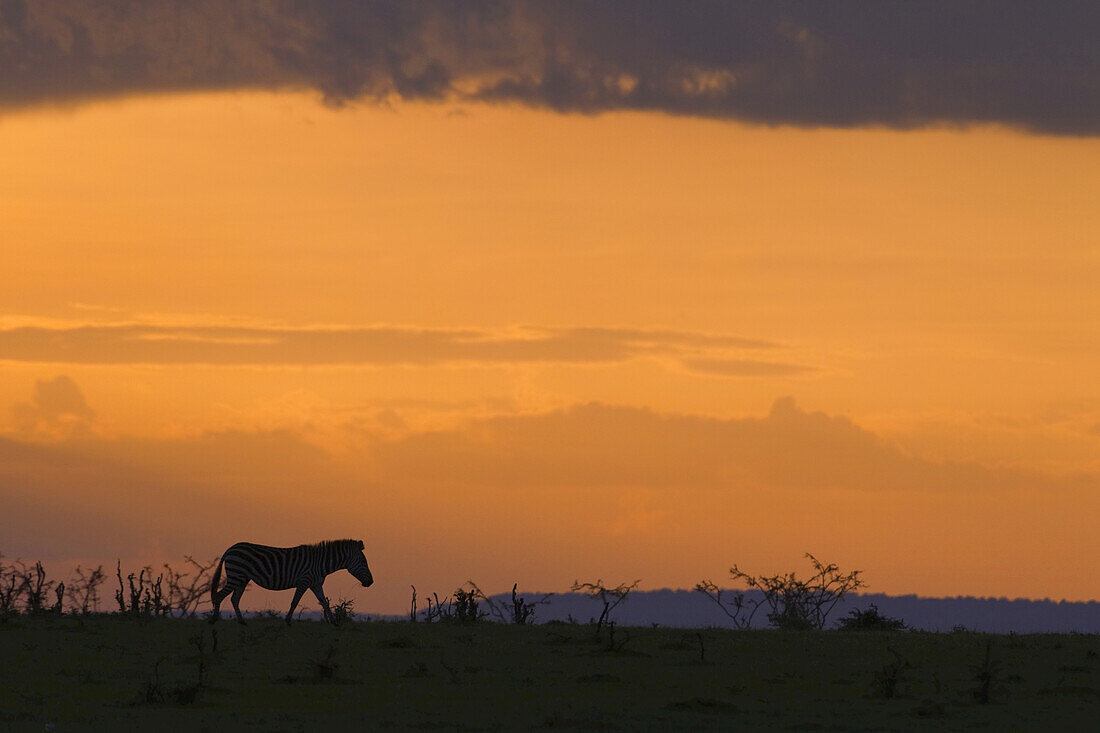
[346, 539, 374, 587]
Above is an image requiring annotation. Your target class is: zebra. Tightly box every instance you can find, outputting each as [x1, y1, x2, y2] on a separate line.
[209, 539, 373, 625]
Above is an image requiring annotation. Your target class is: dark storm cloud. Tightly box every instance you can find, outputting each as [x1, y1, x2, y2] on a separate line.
[0, 323, 784, 368]
[1, 1, 1098, 134]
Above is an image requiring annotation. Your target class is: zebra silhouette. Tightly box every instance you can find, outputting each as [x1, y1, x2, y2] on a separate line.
[209, 539, 373, 625]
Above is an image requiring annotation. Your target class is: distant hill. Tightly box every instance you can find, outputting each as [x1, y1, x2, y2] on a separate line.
[463, 589, 1100, 633]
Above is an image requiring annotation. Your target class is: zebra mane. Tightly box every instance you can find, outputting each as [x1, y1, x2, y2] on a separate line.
[311, 538, 361, 553]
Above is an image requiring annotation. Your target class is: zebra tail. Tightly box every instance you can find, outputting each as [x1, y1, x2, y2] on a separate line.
[210, 554, 225, 606]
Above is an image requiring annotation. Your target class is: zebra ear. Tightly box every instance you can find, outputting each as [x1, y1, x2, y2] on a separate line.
[358, 540, 365, 550]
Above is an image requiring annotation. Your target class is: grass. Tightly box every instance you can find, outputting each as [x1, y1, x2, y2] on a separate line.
[0, 614, 1097, 731]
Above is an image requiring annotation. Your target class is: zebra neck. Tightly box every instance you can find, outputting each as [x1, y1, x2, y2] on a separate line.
[320, 547, 345, 575]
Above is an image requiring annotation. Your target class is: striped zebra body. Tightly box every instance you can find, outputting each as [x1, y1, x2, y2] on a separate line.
[210, 539, 373, 625]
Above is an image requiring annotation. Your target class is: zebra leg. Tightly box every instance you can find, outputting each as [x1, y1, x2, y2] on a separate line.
[209, 586, 233, 624]
[285, 585, 308, 625]
[311, 584, 333, 624]
[230, 585, 248, 625]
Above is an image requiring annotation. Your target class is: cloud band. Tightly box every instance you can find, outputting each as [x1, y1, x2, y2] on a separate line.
[0, 322, 800, 373]
[2, 1, 1098, 134]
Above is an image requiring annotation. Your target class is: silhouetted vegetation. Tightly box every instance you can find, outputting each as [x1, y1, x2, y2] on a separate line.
[162, 556, 218, 617]
[411, 582, 555, 625]
[969, 639, 1004, 704]
[696, 553, 865, 630]
[571, 579, 641, 635]
[414, 585, 487, 624]
[312, 645, 339, 681]
[133, 631, 212, 706]
[2, 611, 1093, 730]
[469, 581, 554, 624]
[0, 554, 216, 620]
[838, 603, 908, 631]
[2, 549, 1097, 729]
[872, 646, 913, 698]
[66, 565, 108, 614]
[329, 598, 356, 627]
[0, 556, 100, 617]
[116, 562, 167, 616]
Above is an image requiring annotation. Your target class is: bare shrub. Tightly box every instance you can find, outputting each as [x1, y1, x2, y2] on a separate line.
[873, 647, 912, 698]
[0, 559, 18, 615]
[693, 579, 756, 630]
[115, 561, 171, 617]
[51, 581, 64, 614]
[423, 592, 448, 623]
[467, 581, 554, 624]
[602, 621, 633, 653]
[571, 579, 640, 635]
[66, 565, 107, 614]
[696, 553, 864, 630]
[0, 559, 66, 614]
[137, 658, 168, 704]
[415, 585, 487, 624]
[969, 639, 1003, 704]
[177, 630, 212, 703]
[20, 561, 54, 613]
[162, 556, 217, 617]
[509, 584, 555, 625]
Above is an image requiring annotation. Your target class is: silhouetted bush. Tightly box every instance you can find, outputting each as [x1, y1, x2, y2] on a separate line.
[696, 553, 864, 630]
[0, 555, 19, 615]
[468, 581, 554, 624]
[601, 621, 636, 653]
[162, 556, 218, 617]
[422, 592, 448, 623]
[136, 658, 168, 704]
[0, 554, 213, 617]
[330, 598, 356, 626]
[872, 647, 912, 698]
[451, 587, 482, 623]
[415, 584, 488, 624]
[571, 579, 640, 635]
[66, 565, 107, 614]
[115, 562, 171, 617]
[969, 640, 1004, 704]
[21, 561, 53, 613]
[838, 603, 908, 631]
[509, 584, 553, 624]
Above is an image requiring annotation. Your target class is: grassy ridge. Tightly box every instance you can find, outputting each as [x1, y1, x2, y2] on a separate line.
[1, 615, 1097, 731]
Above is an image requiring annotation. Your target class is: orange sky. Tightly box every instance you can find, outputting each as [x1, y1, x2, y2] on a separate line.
[2, 91, 1099, 611]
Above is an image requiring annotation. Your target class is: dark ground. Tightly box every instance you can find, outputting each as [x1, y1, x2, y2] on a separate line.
[1, 614, 1097, 731]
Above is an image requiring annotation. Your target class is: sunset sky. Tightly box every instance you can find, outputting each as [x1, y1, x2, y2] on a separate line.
[2, 1, 1099, 612]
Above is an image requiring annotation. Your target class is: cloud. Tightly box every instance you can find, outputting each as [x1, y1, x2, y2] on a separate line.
[1, 1, 1098, 134]
[11, 375, 95, 437]
[0, 426, 355, 560]
[682, 357, 814, 378]
[370, 396, 1085, 495]
[0, 322, 793, 371]
[3, 396, 1097, 605]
